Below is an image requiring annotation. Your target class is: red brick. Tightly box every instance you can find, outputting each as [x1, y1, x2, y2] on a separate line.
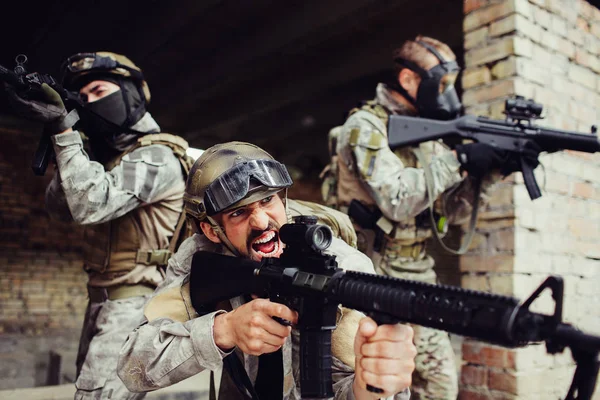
[465, 37, 515, 67]
[461, 365, 489, 387]
[460, 254, 514, 273]
[489, 370, 518, 394]
[464, 2, 514, 32]
[459, 389, 490, 400]
[0, 123, 86, 335]
[464, 0, 489, 15]
[462, 79, 517, 106]
[489, 228, 515, 251]
[462, 341, 517, 369]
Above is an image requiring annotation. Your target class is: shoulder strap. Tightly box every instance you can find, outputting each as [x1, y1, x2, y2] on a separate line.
[137, 133, 195, 175]
[136, 133, 195, 254]
[413, 145, 481, 255]
[348, 100, 391, 126]
[223, 352, 260, 400]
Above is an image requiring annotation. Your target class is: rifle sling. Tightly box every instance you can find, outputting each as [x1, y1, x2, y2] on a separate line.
[221, 352, 261, 400]
[413, 145, 481, 255]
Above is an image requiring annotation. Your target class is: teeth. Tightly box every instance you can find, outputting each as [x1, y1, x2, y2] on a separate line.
[254, 231, 275, 244]
[256, 240, 279, 257]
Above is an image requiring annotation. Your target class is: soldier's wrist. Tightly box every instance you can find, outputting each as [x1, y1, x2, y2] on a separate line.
[47, 109, 79, 135]
[213, 311, 235, 351]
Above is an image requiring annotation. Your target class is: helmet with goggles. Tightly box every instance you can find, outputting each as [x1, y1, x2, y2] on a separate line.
[60, 52, 151, 104]
[184, 141, 293, 222]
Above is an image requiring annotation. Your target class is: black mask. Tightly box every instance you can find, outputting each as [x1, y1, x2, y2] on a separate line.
[86, 90, 128, 126]
[394, 41, 462, 120]
[75, 79, 147, 153]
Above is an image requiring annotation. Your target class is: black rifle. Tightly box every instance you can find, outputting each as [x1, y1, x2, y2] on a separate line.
[387, 96, 600, 200]
[189, 216, 600, 400]
[0, 54, 82, 176]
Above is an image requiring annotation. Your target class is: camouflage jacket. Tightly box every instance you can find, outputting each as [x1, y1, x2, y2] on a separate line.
[328, 84, 500, 276]
[117, 198, 410, 400]
[45, 112, 187, 287]
[117, 234, 410, 400]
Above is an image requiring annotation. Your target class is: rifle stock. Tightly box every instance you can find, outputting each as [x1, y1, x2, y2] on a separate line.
[189, 217, 600, 400]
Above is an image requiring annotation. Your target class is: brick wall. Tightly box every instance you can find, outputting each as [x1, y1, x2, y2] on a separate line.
[461, 0, 600, 399]
[0, 115, 87, 389]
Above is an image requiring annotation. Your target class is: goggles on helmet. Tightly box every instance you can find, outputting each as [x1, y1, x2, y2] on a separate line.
[204, 159, 293, 216]
[60, 53, 144, 83]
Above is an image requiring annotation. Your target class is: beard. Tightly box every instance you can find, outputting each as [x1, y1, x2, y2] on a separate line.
[244, 219, 283, 260]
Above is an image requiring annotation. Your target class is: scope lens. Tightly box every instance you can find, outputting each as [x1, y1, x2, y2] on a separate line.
[308, 226, 332, 251]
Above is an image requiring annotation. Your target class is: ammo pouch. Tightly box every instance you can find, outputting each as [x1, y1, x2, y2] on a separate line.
[347, 199, 388, 252]
[348, 200, 445, 256]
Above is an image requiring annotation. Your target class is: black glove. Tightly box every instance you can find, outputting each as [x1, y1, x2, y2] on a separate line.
[499, 141, 542, 176]
[3, 82, 79, 134]
[454, 142, 510, 178]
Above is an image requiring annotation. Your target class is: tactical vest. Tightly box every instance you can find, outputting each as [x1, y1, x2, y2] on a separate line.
[286, 198, 358, 249]
[82, 133, 194, 281]
[323, 101, 437, 251]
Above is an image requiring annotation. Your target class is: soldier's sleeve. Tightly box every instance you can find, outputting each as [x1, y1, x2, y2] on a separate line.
[47, 130, 184, 225]
[337, 110, 463, 222]
[117, 275, 231, 392]
[45, 169, 75, 221]
[440, 171, 503, 225]
[156, 233, 221, 293]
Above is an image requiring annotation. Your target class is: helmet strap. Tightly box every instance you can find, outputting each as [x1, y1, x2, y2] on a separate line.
[207, 215, 241, 257]
[283, 189, 290, 223]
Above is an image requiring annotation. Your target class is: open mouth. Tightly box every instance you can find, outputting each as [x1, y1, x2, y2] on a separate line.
[251, 230, 280, 257]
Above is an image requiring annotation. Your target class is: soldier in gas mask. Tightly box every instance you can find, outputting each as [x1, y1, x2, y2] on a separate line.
[4, 52, 193, 399]
[321, 36, 519, 400]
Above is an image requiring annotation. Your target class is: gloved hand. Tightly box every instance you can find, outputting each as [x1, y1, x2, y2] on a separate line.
[454, 142, 510, 178]
[499, 141, 542, 176]
[3, 82, 78, 134]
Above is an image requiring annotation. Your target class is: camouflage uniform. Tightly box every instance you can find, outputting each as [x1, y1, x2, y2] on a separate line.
[322, 83, 500, 400]
[46, 112, 191, 400]
[158, 197, 358, 291]
[117, 199, 410, 400]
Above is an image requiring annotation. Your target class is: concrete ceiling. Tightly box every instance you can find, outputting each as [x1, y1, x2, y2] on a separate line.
[0, 0, 463, 176]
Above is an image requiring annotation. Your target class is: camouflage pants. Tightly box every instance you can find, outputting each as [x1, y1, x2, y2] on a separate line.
[75, 294, 149, 400]
[409, 325, 458, 400]
[374, 248, 459, 400]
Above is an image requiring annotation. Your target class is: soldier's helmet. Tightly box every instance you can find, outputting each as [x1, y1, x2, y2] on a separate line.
[60, 52, 151, 103]
[184, 141, 293, 222]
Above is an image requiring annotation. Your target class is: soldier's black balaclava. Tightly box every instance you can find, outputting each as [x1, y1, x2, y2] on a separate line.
[73, 74, 148, 152]
[393, 41, 462, 120]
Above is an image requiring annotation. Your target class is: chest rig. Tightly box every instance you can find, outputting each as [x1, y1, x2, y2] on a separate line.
[82, 133, 194, 279]
[325, 101, 436, 250]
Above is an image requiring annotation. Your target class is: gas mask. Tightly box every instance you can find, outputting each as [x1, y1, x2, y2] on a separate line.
[394, 41, 462, 120]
